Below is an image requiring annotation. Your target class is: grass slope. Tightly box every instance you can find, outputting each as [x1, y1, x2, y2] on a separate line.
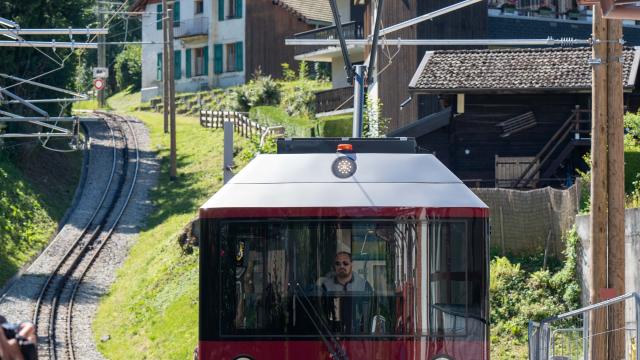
[93, 91, 249, 359]
[0, 143, 81, 286]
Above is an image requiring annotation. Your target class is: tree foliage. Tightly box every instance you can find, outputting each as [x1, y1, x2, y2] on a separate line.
[114, 45, 142, 91]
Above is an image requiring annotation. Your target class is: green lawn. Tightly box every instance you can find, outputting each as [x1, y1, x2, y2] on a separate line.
[93, 91, 250, 359]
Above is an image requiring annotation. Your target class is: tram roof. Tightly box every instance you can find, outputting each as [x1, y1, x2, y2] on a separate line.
[201, 153, 488, 217]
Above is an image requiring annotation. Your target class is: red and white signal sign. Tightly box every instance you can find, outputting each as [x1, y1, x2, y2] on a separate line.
[94, 78, 105, 91]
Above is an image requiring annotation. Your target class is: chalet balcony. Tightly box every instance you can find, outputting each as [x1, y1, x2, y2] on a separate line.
[488, 0, 587, 20]
[174, 17, 208, 39]
[315, 86, 353, 115]
[294, 21, 364, 57]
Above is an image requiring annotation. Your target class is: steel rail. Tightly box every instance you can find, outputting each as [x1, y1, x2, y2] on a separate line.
[32, 117, 119, 359]
[66, 112, 139, 360]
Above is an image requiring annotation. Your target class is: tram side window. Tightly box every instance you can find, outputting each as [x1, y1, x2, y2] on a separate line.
[219, 223, 289, 333]
[429, 221, 468, 335]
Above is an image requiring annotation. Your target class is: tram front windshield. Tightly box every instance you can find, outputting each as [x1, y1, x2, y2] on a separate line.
[218, 218, 486, 337]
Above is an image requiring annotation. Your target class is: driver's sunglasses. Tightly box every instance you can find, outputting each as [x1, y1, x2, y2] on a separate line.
[335, 261, 351, 267]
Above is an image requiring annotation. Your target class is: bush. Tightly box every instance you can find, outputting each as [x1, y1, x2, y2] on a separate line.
[281, 82, 316, 117]
[114, 45, 142, 92]
[236, 74, 281, 111]
[490, 227, 581, 342]
[249, 106, 313, 137]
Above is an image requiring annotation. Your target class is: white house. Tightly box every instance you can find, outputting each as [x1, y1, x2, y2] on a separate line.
[132, 0, 332, 102]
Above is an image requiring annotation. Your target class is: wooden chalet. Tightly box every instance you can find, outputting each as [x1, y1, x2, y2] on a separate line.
[390, 47, 640, 188]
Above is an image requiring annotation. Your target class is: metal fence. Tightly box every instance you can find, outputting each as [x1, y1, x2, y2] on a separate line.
[529, 292, 640, 360]
[199, 110, 285, 139]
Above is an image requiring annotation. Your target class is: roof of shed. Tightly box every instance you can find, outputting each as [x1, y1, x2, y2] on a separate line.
[272, 0, 334, 24]
[409, 47, 640, 94]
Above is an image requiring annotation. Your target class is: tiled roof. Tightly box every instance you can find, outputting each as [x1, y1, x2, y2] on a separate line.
[272, 0, 334, 24]
[409, 47, 640, 93]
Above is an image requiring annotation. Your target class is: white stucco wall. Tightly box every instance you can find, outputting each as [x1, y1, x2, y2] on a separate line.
[140, 0, 246, 101]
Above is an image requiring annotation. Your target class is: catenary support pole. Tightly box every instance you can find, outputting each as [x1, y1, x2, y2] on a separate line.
[162, 0, 169, 134]
[590, 4, 608, 359]
[352, 65, 365, 137]
[97, 2, 106, 108]
[607, 17, 625, 360]
[168, 7, 177, 180]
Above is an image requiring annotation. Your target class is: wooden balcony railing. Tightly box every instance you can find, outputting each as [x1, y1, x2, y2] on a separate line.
[315, 86, 354, 115]
[293, 21, 364, 57]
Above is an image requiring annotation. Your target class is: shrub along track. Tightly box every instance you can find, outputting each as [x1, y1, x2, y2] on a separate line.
[0, 111, 157, 360]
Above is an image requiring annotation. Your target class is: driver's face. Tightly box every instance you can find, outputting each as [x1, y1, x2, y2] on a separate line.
[334, 254, 352, 277]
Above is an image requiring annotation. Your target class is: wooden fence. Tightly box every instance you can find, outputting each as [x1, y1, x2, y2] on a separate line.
[199, 110, 285, 139]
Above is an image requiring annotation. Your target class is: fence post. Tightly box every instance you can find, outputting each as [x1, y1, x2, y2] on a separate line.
[636, 294, 640, 360]
[223, 120, 234, 184]
[583, 312, 589, 360]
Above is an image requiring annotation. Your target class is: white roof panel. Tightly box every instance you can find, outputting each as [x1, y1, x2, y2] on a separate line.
[202, 153, 487, 211]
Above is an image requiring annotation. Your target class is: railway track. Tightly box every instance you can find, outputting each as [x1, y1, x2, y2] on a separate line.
[31, 112, 140, 360]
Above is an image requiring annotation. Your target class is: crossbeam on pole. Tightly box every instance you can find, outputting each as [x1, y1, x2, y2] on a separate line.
[0, 133, 76, 138]
[0, 73, 88, 98]
[0, 117, 100, 122]
[0, 28, 108, 36]
[0, 40, 97, 49]
[285, 37, 590, 46]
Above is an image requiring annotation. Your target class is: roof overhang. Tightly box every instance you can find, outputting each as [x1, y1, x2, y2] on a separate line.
[295, 45, 365, 62]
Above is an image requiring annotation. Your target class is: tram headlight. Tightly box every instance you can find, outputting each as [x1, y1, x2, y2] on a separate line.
[332, 156, 357, 178]
[432, 355, 453, 360]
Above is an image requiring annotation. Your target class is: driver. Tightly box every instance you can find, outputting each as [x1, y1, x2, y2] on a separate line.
[318, 252, 373, 294]
[317, 252, 373, 333]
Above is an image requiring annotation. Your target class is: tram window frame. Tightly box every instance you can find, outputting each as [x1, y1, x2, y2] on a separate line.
[214, 218, 484, 339]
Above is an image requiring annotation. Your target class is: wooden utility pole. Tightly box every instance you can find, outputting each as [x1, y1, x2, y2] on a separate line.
[590, 4, 626, 359]
[590, 4, 608, 359]
[167, 7, 177, 180]
[162, 0, 169, 134]
[607, 17, 625, 360]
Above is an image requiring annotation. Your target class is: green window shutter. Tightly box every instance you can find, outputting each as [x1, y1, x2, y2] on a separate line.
[203, 46, 209, 75]
[214, 44, 223, 74]
[218, 0, 224, 21]
[236, 0, 242, 18]
[173, 1, 180, 27]
[185, 49, 192, 78]
[235, 42, 243, 72]
[174, 50, 181, 79]
[157, 52, 163, 80]
[156, 4, 162, 30]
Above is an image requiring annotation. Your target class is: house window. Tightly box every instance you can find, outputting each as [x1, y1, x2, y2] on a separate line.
[194, 47, 205, 76]
[225, 43, 236, 72]
[195, 0, 204, 14]
[227, 0, 242, 19]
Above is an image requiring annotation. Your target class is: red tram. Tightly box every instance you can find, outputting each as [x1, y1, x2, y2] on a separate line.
[199, 138, 489, 360]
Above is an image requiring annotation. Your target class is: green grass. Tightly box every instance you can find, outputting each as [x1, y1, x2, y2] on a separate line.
[318, 113, 353, 137]
[250, 105, 313, 137]
[0, 156, 57, 284]
[94, 90, 250, 359]
[0, 136, 81, 287]
[72, 99, 111, 111]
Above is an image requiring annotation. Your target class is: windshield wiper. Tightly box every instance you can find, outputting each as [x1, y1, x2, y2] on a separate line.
[292, 282, 349, 360]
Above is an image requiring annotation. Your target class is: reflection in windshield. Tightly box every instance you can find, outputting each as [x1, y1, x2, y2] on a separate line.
[218, 218, 485, 337]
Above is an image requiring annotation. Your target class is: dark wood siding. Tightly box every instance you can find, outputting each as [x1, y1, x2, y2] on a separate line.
[415, 0, 488, 119]
[245, 0, 313, 79]
[417, 94, 590, 184]
[370, 0, 418, 131]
